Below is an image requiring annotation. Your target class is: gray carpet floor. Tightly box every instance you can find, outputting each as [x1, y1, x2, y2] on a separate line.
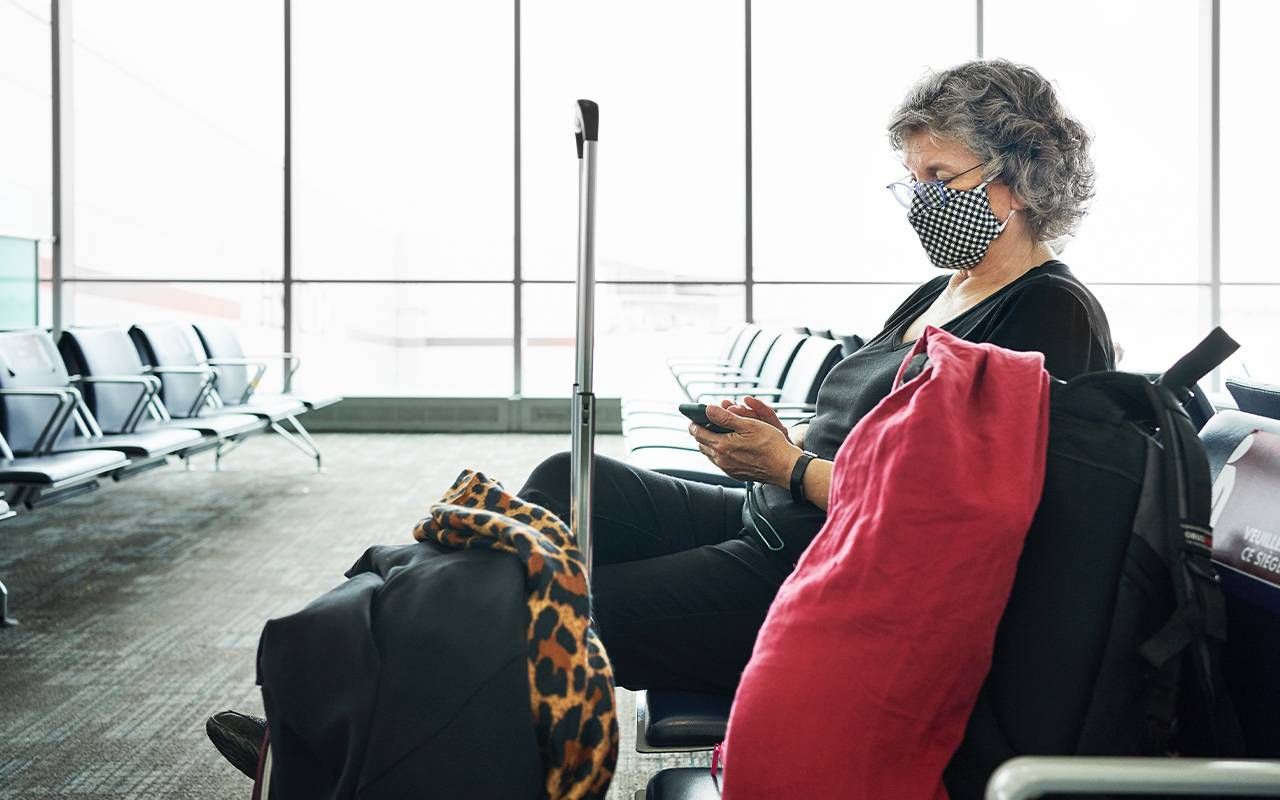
[0, 433, 707, 799]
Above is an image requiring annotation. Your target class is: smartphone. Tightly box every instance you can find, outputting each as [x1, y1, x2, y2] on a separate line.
[679, 403, 734, 434]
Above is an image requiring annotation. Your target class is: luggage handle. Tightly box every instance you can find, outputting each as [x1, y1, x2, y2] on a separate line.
[1157, 327, 1239, 396]
[574, 99, 599, 158]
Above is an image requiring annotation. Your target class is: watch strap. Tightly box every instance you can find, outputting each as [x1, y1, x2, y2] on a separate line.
[790, 451, 818, 504]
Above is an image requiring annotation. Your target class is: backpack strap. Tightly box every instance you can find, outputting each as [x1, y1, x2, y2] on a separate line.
[1138, 380, 1244, 755]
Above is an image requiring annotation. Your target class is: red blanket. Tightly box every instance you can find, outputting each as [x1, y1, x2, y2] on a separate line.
[722, 327, 1050, 799]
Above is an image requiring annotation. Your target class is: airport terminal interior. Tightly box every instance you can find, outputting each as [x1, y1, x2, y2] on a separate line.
[3, 1, 1280, 798]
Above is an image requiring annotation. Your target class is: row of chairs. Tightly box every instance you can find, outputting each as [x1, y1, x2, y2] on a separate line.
[0, 321, 341, 624]
[620, 324, 856, 485]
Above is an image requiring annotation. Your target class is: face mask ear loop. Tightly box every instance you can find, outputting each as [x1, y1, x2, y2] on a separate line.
[997, 207, 1017, 233]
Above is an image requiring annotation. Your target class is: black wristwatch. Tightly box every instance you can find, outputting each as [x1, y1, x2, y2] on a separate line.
[789, 450, 819, 504]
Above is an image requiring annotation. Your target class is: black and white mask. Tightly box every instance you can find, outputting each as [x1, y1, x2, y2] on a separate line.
[907, 180, 1015, 270]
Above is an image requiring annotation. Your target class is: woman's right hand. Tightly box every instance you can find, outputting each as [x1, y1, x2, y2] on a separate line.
[717, 395, 788, 437]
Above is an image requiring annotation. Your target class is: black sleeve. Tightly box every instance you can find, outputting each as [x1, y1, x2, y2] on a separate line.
[981, 281, 1103, 380]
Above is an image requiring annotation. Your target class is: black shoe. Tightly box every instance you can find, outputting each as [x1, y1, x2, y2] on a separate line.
[206, 710, 266, 780]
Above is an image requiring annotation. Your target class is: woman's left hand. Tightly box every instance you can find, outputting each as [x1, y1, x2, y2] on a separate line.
[689, 403, 802, 486]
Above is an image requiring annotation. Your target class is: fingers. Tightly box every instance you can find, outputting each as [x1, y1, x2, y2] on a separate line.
[704, 403, 750, 431]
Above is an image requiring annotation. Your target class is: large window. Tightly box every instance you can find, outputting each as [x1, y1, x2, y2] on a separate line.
[1220, 0, 1280, 382]
[984, 0, 1211, 373]
[0, 0, 51, 241]
[9, 2, 1275, 402]
[68, 0, 285, 383]
[751, 0, 974, 286]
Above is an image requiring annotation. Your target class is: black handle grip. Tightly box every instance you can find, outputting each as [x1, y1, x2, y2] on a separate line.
[575, 99, 599, 158]
[1158, 327, 1240, 393]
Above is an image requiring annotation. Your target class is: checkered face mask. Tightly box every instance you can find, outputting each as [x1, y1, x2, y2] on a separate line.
[907, 180, 1015, 270]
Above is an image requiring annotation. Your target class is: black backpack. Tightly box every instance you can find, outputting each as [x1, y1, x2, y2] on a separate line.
[944, 328, 1245, 799]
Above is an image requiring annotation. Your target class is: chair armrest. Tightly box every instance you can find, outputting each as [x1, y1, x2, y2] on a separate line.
[147, 365, 214, 375]
[0, 387, 80, 454]
[146, 366, 218, 416]
[985, 757, 1280, 800]
[80, 374, 162, 389]
[206, 357, 269, 367]
[78, 375, 161, 432]
[697, 387, 784, 402]
[673, 366, 747, 378]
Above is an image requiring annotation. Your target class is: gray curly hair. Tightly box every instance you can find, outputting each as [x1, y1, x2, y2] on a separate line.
[887, 59, 1095, 242]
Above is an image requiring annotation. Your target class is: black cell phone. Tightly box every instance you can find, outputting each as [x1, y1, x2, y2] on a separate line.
[678, 403, 734, 434]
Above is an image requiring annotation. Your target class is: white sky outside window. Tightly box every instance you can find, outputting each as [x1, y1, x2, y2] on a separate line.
[73, 0, 282, 280]
[293, 283, 513, 397]
[521, 0, 744, 282]
[292, 1, 512, 281]
[1221, 0, 1277, 285]
[752, 0, 974, 285]
[984, 0, 1202, 286]
[0, 0, 51, 240]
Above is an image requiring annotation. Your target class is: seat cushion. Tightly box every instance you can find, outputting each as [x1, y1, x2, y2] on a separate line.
[0, 449, 128, 485]
[642, 690, 730, 750]
[153, 413, 265, 440]
[221, 397, 306, 422]
[54, 427, 206, 459]
[645, 768, 721, 800]
[255, 392, 340, 412]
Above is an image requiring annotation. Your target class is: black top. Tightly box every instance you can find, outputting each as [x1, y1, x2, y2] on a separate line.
[804, 260, 1113, 461]
[750, 260, 1113, 565]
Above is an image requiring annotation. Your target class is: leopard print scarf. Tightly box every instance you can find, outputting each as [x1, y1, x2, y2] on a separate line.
[413, 470, 618, 800]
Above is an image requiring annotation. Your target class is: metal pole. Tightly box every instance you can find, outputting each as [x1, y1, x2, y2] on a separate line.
[744, 0, 754, 324]
[51, 0, 74, 337]
[513, 0, 523, 399]
[283, 0, 294, 392]
[570, 99, 599, 580]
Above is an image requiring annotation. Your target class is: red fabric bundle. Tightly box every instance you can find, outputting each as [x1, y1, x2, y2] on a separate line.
[722, 327, 1051, 799]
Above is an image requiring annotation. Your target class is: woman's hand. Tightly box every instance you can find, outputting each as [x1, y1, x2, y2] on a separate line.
[689, 403, 802, 486]
[715, 395, 788, 436]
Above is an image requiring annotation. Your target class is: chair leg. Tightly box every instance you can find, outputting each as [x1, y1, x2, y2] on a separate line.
[269, 416, 323, 472]
[1, 578, 18, 627]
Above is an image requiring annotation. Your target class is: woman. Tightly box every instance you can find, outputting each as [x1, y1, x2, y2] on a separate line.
[518, 58, 1112, 696]
[207, 58, 1114, 775]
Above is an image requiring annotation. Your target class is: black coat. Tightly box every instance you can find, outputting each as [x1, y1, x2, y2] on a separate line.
[257, 542, 544, 799]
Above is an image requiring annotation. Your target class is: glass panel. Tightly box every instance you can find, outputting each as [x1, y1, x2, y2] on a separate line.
[1221, 287, 1280, 385]
[0, 236, 38, 327]
[752, 0, 974, 283]
[293, 1, 512, 281]
[1221, 1, 1280, 282]
[292, 283, 514, 397]
[0, 0, 52, 239]
[521, 283, 744, 398]
[521, 0, 744, 282]
[64, 280, 285, 386]
[73, 1, 283, 279]
[1089, 285, 1211, 374]
[985, 0, 1202, 283]
[753, 283, 922, 340]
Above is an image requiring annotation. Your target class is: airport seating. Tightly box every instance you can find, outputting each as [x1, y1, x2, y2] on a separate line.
[129, 323, 326, 470]
[192, 321, 340, 413]
[637, 408, 1280, 798]
[665, 323, 755, 373]
[1, 492, 17, 627]
[0, 329, 203, 479]
[1225, 377, 1280, 422]
[624, 328, 780, 417]
[624, 335, 841, 453]
[58, 326, 267, 468]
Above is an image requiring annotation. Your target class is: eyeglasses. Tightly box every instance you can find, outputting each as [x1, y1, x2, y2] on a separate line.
[886, 163, 985, 210]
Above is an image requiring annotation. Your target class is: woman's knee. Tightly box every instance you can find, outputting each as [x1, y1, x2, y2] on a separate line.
[519, 451, 572, 508]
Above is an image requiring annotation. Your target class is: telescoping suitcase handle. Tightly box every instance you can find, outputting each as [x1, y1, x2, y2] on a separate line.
[570, 99, 599, 585]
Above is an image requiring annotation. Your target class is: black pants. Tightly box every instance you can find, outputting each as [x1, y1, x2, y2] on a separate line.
[518, 451, 791, 695]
